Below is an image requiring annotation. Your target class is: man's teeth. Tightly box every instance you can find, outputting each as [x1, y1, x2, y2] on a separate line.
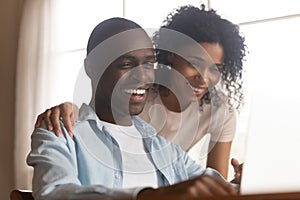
[123, 89, 146, 95]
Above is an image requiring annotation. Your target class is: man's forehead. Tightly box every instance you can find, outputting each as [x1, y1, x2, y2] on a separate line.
[117, 30, 152, 48]
[120, 48, 155, 58]
[87, 29, 152, 59]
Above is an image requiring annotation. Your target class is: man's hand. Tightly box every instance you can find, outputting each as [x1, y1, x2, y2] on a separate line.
[137, 175, 237, 200]
[34, 102, 78, 137]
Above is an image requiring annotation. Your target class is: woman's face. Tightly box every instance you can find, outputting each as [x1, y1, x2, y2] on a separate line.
[168, 42, 224, 102]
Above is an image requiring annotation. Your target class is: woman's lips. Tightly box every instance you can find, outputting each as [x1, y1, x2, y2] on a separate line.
[187, 83, 208, 97]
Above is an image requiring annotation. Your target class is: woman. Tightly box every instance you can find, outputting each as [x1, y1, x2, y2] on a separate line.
[35, 5, 246, 179]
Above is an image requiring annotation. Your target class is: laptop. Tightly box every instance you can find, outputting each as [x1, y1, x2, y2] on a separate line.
[240, 88, 300, 194]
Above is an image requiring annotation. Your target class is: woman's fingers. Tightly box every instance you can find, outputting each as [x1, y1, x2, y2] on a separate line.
[51, 106, 62, 136]
[59, 102, 76, 136]
[34, 102, 77, 137]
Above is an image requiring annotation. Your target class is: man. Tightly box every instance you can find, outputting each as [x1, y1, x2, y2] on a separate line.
[27, 17, 237, 200]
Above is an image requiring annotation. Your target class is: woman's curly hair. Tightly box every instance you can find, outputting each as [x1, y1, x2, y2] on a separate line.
[153, 4, 247, 111]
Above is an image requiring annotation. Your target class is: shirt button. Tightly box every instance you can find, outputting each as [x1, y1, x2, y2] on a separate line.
[115, 173, 120, 179]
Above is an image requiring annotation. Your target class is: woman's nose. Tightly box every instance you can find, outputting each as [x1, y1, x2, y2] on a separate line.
[194, 73, 208, 85]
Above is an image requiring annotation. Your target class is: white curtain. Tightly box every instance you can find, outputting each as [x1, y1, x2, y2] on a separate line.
[14, 0, 56, 189]
[13, 0, 125, 189]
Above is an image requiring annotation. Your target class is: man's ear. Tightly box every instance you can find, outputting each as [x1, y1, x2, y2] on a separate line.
[84, 58, 92, 79]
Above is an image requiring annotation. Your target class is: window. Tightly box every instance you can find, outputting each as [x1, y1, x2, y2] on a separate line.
[211, 0, 300, 179]
[39, 0, 300, 179]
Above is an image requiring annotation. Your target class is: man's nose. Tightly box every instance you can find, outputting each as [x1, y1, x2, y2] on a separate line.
[131, 65, 154, 83]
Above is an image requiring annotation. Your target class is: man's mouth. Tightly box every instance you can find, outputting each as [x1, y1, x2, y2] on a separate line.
[123, 89, 146, 95]
[122, 88, 148, 103]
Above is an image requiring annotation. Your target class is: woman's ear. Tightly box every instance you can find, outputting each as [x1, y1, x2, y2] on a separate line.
[167, 53, 176, 64]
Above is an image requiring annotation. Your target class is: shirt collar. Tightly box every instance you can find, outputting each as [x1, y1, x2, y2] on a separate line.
[77, 104, 157, 137]
[77, 103, 99, 122]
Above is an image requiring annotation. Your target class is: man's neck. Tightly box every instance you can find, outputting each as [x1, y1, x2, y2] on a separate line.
[95, 105, 133, 126]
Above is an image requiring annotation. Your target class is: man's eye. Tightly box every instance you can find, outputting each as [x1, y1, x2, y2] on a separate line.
[143, 62, 155, 69]
[120, 63, 133, 68]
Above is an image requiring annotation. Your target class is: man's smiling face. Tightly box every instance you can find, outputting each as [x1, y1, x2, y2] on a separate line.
[96, 47, 155, 118]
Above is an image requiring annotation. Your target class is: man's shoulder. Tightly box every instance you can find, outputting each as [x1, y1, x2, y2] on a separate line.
[30, 120, 75, 154]
[77, 103, 98, 122]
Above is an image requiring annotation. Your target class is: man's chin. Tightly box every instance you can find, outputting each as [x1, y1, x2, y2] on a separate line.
[129, 104, 145, 116]
[129, 109, 144, 116]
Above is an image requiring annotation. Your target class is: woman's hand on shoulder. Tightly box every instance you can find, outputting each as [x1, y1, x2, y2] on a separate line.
[35, 102, 78, 137]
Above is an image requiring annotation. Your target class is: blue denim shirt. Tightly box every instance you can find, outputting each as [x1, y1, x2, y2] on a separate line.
[27, 104, 222, 200]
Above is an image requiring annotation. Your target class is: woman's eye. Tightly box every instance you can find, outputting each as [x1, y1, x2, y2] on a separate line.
[190, 62, 201, 68]
[210, 67, 220, 72]
[215, 63, 224, 72]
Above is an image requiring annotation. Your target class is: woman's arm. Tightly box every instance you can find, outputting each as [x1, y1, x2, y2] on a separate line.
[206, 141, 232, 179]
